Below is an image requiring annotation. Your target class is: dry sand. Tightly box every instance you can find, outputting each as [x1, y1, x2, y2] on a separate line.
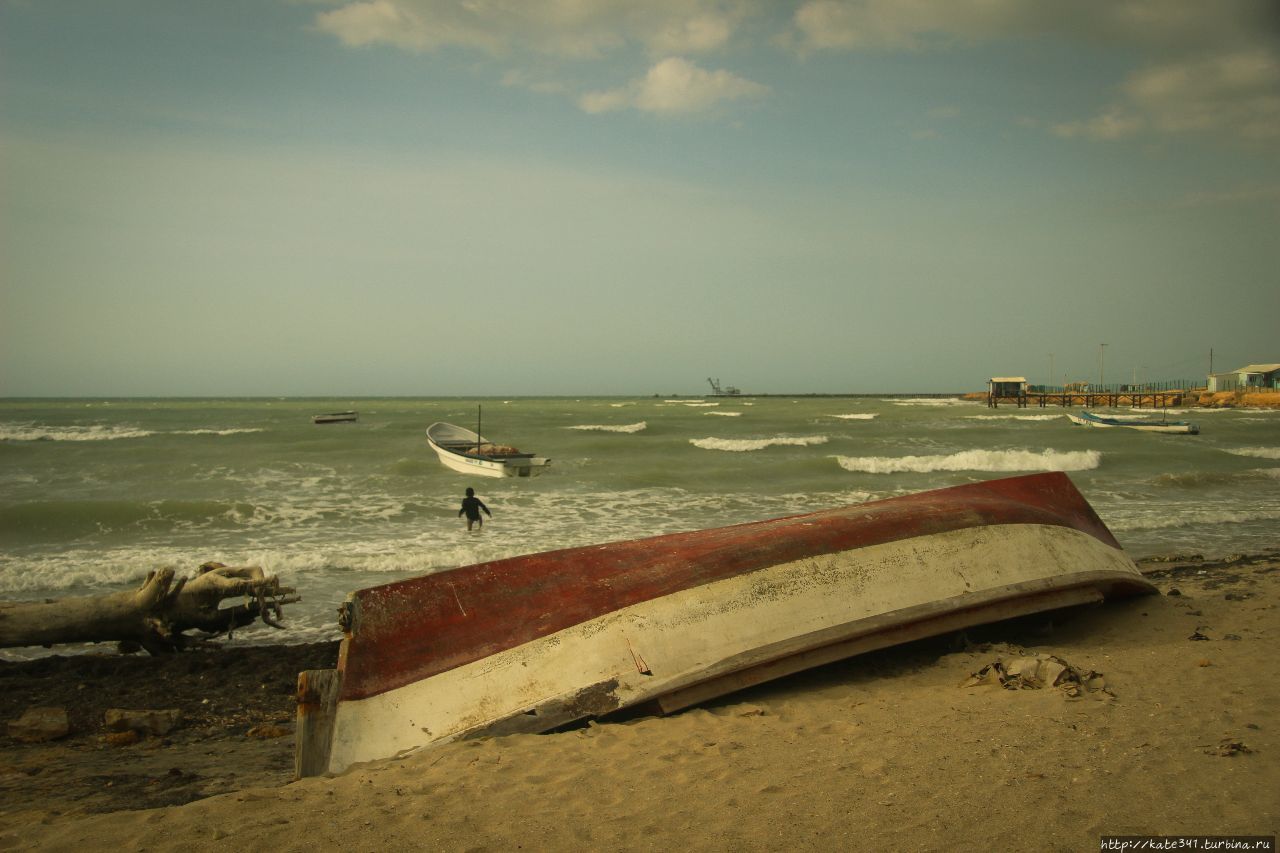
[2, 553, 1277, 852]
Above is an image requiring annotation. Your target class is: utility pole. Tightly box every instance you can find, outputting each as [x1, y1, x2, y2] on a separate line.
[1099, 343, 1107, 390]
[1049, 353, 1054, 390]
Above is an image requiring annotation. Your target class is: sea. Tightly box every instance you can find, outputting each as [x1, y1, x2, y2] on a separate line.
[2, 396, 1278, 658]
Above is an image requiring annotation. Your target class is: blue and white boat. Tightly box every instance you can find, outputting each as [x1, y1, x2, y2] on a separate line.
[1067, 410, 1199, 434]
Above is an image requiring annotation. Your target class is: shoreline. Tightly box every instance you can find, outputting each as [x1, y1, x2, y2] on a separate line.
[3, 550, 1276, 849]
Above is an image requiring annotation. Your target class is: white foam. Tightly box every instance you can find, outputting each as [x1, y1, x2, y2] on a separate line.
[705, 411, 742, 417]
[883, 398, 975, 407]
[683, 402, 721, 407]
[691, 436, 829, 452]
[965, 414, 1063, 422]
[0, 422, 156, 442]
[834, 448, 1101, 473]
[172, 428, 266, 436]
[1109, 505, 1280, 533]
[831, 414, 878, 420]
[1225, 446, 1280, 460]
[565, 422, 647, 433]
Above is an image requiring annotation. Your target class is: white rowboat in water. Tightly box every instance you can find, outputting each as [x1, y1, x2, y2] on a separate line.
[1066, 410, 1199, 434]
[426, 421, 550, 478]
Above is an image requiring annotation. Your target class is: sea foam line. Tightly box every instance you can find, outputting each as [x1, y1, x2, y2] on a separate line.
[1224, 446, 1280, 460]
[0, 423, 155, 442]
[883, 398, 973, 407]
[834, 448, 1101, 473]
[831, 414, 878, 420]
[965, 414, 1062, 422]
[565, 422, 647, 433]
[691, 436, 828, 452]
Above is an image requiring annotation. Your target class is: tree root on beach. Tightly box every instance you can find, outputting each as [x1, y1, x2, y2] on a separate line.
[0, 562, 299, 655]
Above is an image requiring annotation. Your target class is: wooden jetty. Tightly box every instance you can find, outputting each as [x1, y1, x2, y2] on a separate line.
[987, 389, 1194, 409]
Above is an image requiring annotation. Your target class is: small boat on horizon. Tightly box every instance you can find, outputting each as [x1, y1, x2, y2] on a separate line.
[426, 419, 550, 478]
[295, 471, 1153, 777]
[312, 411, 358, 424]
[1067, 410, 1199, 434]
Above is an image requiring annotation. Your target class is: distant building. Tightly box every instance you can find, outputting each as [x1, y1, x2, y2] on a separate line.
[1207, 363, 1280, 392]
[988, 377, 1028, 398]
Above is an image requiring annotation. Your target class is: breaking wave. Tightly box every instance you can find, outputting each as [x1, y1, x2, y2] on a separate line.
[705, 411, 742, 417]
[172, 428, 265, 436]
[0, 423, 156, 442]
[965, 414, 1063, 422]
[834, 448, 1101, 473]
[691, 436, 829, 452]
[1225, 446, 1280, 460]
[0, 423, 263, 441]
[565, 422, 647, 433]
[884, 398, 974, 407]
[831, 413, 878, 420]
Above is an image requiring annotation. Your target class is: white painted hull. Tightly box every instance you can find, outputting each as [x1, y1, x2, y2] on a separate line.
[1067, 412, 1198, 434]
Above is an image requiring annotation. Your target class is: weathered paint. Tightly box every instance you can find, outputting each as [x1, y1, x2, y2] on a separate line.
[338, 472, 1117, 702]
[303, 473, 1154, 775]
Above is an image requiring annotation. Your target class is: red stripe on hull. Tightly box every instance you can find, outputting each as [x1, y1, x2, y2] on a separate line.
[339, 472, 1117, 701]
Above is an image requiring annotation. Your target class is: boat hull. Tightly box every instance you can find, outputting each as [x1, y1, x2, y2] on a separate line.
[426, 422, 550, 479]
[313, 412, 358, 424]
[1067, 411, 1198, 434]
[296, 472, 1153, 777]
[427, 442, 550, 478]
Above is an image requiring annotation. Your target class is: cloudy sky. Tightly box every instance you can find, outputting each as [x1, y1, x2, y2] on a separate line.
[2, 1, 1277, 396]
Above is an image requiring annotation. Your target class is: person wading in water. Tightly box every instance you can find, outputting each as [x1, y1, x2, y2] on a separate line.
[458, 487, 491, 531]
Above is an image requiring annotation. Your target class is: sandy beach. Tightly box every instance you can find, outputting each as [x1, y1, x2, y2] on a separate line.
[2, 551, 1277, 851]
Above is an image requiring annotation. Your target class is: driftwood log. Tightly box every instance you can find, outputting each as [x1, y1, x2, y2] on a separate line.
[0, 562, 299, 654]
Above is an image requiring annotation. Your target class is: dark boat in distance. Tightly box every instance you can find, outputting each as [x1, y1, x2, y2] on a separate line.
[312, 411, 358, 424]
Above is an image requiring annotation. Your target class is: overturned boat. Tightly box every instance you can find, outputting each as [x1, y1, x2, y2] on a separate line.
[296, 472, 1153, 777]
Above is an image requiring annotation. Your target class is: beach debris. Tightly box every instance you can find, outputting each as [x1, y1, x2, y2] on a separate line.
[1204, 737, 1252, 757]
[0, 562, 299, 655]
[1188, 629, 1211, 641]
[960, 654, 1106, 697]
[246, 723, 291, 739]
[7, 707, 70, 743]
[105, 708, 183, 737]
[104, 730, 141, 747]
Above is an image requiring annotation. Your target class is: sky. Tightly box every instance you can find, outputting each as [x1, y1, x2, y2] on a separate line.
[2, 1, 1278, 397]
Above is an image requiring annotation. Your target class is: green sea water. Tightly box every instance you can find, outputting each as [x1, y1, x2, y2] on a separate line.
[2, 396, 1278, 655]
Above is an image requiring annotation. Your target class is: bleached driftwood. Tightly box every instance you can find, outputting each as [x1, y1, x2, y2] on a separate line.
[0, 562, 299, 654]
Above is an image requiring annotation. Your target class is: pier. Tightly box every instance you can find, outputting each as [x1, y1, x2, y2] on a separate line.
[987, 388, 1193, 409]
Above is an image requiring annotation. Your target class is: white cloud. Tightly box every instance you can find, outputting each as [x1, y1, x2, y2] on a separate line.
[785, 0, 1276, 55]
[1123, 50, 1280, 140]
[580, 57, 769, 115]
[785, 0, 1280, 144]
[314, 0, 750, 59]
[1053, 49, 1280, 142]
[1052, 107, 1145, 141]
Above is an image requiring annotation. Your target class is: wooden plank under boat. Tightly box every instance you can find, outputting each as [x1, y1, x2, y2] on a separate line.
[295, 471, 1153, 777]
